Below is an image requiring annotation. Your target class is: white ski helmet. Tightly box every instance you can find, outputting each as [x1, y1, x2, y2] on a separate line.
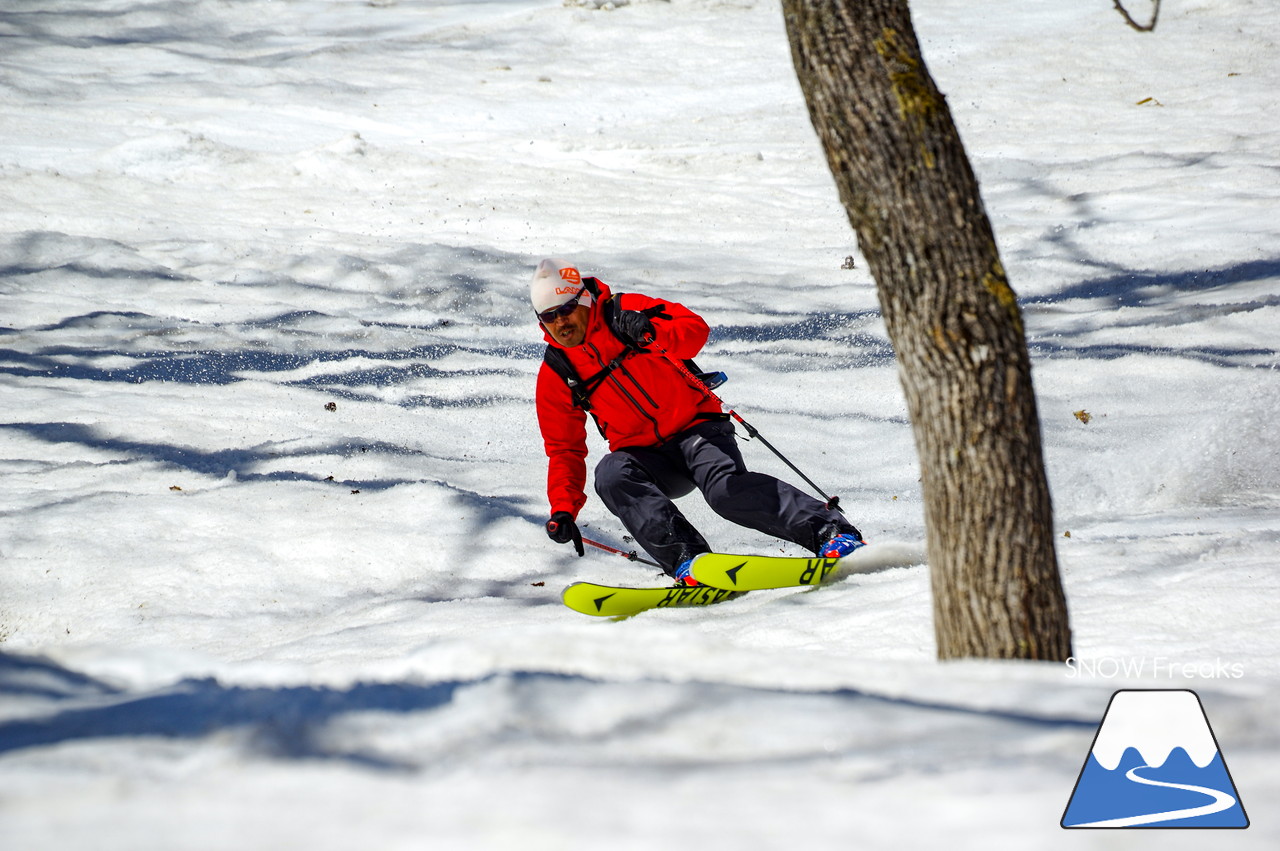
[530, 258, 592, 315]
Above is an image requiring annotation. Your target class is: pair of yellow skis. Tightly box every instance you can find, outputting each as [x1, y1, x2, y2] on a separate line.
[561, 552, 847, 618]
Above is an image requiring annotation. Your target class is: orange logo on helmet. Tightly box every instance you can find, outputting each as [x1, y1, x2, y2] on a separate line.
[558, 267, 582, 286]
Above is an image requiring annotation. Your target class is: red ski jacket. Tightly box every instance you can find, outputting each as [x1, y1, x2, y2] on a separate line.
[536, 278, 723, 518]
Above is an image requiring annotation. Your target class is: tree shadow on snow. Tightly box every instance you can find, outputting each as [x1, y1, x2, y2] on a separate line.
[1021, 259, 1280, 367]
[0, 651, 1100, 774]
[0, 653, 123, 702]
[0, 338, 539, 397]
[0, 419, 551, 584]
[1027, 258, 1280, 309]
[0, 420, 551, 555]
[683, 258, 1279, 372]
[0, 420, 418, 491]
[0, 652, 470, 771]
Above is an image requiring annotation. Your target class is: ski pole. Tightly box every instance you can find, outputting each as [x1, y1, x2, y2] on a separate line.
[581, 535, 662, 568]
[547, 519, 662, 568]
[652, 344, 841, 511]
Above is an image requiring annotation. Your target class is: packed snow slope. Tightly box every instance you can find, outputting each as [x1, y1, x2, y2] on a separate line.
[1, 0, 1277, 848]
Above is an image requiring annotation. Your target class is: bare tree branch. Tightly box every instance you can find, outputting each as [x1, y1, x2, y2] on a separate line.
[1113, 0, 1161, 32]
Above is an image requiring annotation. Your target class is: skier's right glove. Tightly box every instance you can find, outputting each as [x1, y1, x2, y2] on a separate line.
[546, 511, 584, 557]
[615, 310, 656, 349]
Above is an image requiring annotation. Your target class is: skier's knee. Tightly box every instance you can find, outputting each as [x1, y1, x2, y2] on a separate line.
[593, 452, 632, 502]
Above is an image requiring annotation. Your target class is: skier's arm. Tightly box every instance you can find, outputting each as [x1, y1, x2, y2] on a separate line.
[535, 362, 589, 518]
[618, 293, 710, 360]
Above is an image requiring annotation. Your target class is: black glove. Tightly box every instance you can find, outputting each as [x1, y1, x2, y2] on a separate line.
[546, 511, 584, 557]
[615, 310, 656, 349]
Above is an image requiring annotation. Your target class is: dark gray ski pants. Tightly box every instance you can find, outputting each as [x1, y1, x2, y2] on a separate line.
[593, 419, 856, 575]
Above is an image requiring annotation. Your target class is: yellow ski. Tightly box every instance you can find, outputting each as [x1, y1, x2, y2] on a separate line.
[689, 553, 845, 591]
[561, 581, 746, 618]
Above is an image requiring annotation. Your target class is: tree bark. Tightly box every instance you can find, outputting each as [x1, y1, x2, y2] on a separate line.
[782, 0, 1072, 660]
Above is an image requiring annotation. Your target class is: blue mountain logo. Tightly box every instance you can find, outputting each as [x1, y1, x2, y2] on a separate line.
[1062, 689, 1248, 828]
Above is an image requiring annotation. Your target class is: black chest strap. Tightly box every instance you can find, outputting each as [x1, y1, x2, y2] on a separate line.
[541, 288, 725, 414]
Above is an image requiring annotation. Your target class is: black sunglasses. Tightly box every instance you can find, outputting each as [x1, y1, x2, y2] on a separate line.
[535, 285, 587, 323]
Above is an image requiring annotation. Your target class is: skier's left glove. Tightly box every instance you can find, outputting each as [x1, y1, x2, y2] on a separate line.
[546, 511, 584, 557]
[615, 310, 656, 349]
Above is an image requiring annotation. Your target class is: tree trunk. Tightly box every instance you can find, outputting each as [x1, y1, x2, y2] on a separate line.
[782, 0, 1072, 660]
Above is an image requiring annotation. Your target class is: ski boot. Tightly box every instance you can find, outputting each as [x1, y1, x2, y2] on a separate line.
[820, 532, 866, 559]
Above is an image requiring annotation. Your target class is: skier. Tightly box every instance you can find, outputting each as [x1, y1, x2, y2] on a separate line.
[531, 258, 863, 585]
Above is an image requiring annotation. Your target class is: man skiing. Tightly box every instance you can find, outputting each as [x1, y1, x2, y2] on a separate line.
[532, 258, 864, 585]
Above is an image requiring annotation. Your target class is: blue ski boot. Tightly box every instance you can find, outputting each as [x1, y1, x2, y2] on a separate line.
[820, 532, 866, 559]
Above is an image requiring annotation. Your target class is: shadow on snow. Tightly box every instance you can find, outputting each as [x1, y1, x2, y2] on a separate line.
[0, 651, 1098, 772]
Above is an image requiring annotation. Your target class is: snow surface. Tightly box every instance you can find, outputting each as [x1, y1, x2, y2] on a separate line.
[1, 0, 1278, 847]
